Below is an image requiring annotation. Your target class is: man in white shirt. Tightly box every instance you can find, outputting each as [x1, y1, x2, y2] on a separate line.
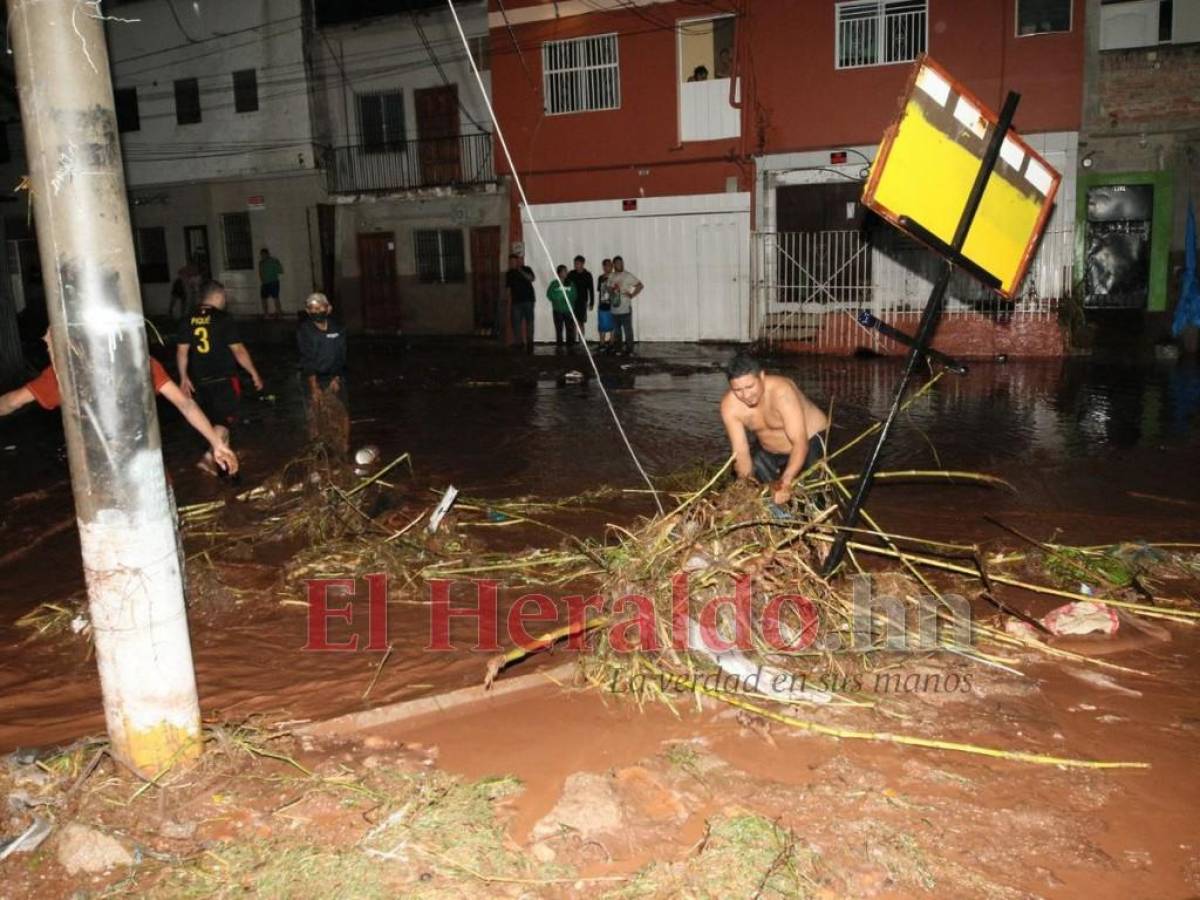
[605, 255, 643, 356]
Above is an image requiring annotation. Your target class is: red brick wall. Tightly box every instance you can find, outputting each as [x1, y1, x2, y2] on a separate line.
[1090, 43, 1200, 130]
[781, 312, 1069, 358]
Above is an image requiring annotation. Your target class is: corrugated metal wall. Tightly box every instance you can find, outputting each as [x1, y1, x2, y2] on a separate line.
[521, 193, 751, 342]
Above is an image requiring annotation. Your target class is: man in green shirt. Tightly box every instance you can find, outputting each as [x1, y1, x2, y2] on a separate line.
[259, 248, 284, 317]
[547, 264, 577, 351]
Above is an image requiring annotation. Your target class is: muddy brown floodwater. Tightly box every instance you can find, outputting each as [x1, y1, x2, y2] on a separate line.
[1, 338, 1198, 894]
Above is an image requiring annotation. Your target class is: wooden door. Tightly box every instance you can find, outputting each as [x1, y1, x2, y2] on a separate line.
[356, 233, 399, 332]
[415, 85, 461, 186]
[469, 226, 501, 332]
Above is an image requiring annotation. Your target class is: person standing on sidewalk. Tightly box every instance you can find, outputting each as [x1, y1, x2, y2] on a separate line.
[505, 254, 536, 353]
[547, 264, 577, 351]
[564, 255, 594, 348]
[258, 248, 284, 318]
[607, 255, 643, 356]
[177, 280, 264, 474]
[596, 258, 616, 353]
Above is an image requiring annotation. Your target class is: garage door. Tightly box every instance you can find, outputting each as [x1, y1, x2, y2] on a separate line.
[521, 193, 750, 342]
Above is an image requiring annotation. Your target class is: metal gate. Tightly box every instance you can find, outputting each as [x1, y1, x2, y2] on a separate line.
[751, 228, 1069, 350]
[753, 230, 872, 348]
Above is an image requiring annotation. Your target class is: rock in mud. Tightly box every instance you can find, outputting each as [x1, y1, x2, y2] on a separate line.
[531, 772, 624, 841]
[612, 765, 689, 824]
[158, 819, 197, 840]
[56, 823, 134, 874]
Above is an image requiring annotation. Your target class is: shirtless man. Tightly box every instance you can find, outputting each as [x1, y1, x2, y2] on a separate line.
[720, 351, 829, 505]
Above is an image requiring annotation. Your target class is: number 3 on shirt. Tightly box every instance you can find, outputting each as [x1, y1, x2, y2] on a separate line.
[193, 326, 210, 354]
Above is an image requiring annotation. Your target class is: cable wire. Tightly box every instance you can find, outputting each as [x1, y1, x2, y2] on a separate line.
[444, 0, 664, 515]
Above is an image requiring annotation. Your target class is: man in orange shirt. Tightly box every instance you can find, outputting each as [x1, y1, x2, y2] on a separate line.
[0, 330, 238, 475]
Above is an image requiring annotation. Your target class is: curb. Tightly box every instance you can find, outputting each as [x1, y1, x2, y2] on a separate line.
[298, 661, 578, 737]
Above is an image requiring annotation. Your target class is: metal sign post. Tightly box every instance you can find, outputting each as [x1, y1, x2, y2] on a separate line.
[823, 91, 1021, 577]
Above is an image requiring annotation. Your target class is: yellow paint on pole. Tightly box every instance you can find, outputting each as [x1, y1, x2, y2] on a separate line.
[863, 57, 1061, 298]
[123, 720, 203, 775]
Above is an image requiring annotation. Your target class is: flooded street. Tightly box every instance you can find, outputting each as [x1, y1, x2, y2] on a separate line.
[2, 339, 1199, 896]
[2, 340, 1198, 750]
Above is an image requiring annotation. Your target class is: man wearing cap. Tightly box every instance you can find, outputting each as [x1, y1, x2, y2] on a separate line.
[296, 292, 349, 455]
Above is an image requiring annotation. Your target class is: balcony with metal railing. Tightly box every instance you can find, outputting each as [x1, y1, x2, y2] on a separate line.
[320, 132, 496, 195]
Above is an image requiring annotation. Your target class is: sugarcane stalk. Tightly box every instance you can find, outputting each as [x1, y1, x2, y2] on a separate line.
[646, 660, 1148, 769]
[808, 535, 1200, 622]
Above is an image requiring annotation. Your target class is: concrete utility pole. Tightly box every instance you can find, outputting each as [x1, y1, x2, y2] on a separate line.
[6, 0, 202, 776]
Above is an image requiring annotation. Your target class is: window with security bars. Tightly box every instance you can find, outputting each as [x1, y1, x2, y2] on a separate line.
[542, 33, 620, 115]
[358, 91, 405, 153]
[135, 227, 169, 283]
[221, 212, 254, 270]
[414, 230, 465, 283]
[835, 1, 927, 69]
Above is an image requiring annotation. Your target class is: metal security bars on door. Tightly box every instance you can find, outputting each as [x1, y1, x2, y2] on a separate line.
[751, 228, 1070, 350]
[752, 230, 871, 347]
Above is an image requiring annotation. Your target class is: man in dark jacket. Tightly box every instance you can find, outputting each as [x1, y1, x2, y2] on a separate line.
[297, 292, 349, 455]
[563, 255, 594, 347]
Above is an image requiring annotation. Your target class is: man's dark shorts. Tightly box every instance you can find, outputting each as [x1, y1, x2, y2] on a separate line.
[750, 434, 826, 484]
[194, 377, 242, 428]
[261, 280, 281, 300]
[511, 301, 535, 335]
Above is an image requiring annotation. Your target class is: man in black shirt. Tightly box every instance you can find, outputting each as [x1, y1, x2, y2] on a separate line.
[564, 255, 594, 348]
[296, 292, 349, 455]
[504, 254, 536, 353]
[177, 280, 264, 474]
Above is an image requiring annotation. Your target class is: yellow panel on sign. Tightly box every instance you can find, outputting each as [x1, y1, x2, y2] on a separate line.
[862, 58, 1060, 299]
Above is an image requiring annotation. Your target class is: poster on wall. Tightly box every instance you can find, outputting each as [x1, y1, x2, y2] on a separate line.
[861, 57, 1062, 299]
[1084, 184, 1153, 309]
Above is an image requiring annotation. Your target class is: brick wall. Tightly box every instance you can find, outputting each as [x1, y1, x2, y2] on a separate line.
[781, 312, 1069, 359]
[1092, 43, 1200, 131]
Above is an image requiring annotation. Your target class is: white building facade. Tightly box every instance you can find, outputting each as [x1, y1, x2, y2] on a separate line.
[109, 0, 325, 318]
[308, 0, 506, 334]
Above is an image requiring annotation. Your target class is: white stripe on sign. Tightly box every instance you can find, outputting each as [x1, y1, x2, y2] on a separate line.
[952, 95, 987, 140]
[1024, 158, 1053, 196]
[1000, 136, 1025, 171]
[915, 65, 951, 107]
